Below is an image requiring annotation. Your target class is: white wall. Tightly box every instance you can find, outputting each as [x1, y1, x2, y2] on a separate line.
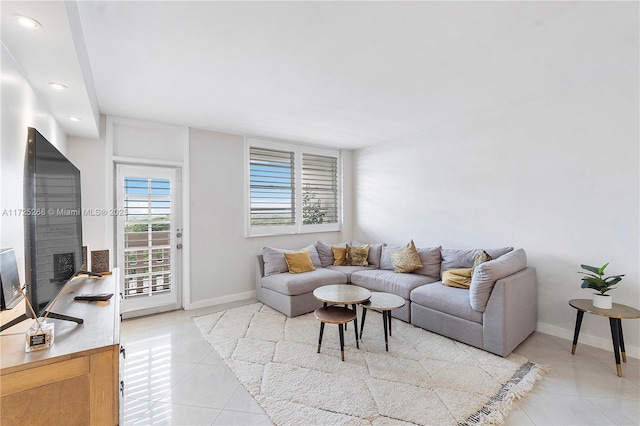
[0, 43, 67, 284]
[188, 128, 352, 308]
[66, 116, 109, 261]
[352, 10, 639, 356]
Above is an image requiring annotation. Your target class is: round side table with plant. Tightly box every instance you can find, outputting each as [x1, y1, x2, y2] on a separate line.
[578, 262, 625, 309]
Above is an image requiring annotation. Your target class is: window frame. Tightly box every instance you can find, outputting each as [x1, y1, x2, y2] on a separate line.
[245, 137, 341, 237]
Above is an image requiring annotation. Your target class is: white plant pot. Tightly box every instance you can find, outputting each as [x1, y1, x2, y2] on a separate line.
[592, 293, 612, 309]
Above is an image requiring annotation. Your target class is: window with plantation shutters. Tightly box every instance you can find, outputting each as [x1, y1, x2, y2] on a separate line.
[246, 138, 340, 236]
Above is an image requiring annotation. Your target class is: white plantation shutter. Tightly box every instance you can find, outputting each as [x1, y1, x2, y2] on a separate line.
[249, 147, 295, 226]
[246, 138, 340, 236]
[302, 152, 338, 225]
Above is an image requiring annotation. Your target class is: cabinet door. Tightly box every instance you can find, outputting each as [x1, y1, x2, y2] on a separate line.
[1, 358, 91, 425]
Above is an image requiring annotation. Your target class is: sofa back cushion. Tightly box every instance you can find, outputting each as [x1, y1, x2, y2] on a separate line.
[469, 248, 527, 312]
[412, 246, 442, 278]
[380, 245, 401, 270]
[263, 245, 322, 276]
[441, 247, 513, 271]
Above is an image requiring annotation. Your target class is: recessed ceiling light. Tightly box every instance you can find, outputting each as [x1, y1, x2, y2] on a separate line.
[69, 116, 82, 122]
[49, 82, 67, 91]
[15, 15, 41, 29]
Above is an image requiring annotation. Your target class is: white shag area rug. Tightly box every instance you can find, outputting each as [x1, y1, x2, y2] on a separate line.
[194, 302, 545, 426]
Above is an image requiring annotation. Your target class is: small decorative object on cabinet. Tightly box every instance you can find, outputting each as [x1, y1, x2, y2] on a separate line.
[91, 249, 110, 274]
[578, 262, 624, 309]
[82, 246, 88, 270]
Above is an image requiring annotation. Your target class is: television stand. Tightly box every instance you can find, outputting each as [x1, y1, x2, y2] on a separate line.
[1, 271, 121, 424]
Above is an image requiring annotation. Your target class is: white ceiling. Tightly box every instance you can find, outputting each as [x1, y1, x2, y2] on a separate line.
[1, 1, 636, 149]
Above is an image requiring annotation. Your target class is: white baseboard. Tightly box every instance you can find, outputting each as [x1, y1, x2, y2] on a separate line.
[537, 321, 640, 359]
[187, 290, 257, 311]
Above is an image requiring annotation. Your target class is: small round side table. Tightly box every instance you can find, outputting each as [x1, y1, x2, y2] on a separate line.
[359, 292, 406, 351]
[569, 299, 640, 377]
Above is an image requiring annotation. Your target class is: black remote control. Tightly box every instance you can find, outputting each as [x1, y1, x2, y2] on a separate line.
[74, 293, 113, 302]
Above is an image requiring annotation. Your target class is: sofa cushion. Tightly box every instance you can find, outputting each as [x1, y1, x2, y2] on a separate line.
[283, 251, 316, 274]
[346, 244, 369, 266]
[470, 248, 527, 312]
[352, 241, 384, 268]
[351, 270, 436, 299]
[380, 245, 401, 270]
[410, 282, 483, 324]
[325, 265, 371, 281]
[263, 245, 322, 276]
[441, 247, 513, 271]
[413, 246, 442, 278]
[261, 268, 347, 296]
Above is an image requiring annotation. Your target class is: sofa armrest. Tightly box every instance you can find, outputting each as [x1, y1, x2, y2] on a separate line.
[482, 267, 537, 356]
[256, 255, 265, 300]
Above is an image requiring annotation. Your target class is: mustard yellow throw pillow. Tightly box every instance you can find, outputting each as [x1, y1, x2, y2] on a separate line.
[346, 244, 369, 266]
[284, 251, 316, 274]
[390, 240, 423, 273]
[442, 268, 473, 289]
[331, 246, 347, 266]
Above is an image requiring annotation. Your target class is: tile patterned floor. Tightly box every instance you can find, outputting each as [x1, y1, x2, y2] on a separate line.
[120, 300, 640, 425]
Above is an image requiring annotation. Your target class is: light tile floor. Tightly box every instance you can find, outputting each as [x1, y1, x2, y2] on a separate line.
[120, 300, 640, 425]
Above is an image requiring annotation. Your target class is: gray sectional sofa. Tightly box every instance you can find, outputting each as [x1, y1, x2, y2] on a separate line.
[255, 242, 537, 356]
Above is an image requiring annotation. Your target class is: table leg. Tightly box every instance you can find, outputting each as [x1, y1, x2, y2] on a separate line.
[383, 310, 389, 352]
[360, 307, 368, 338]
[388, 311, 393, 337]
[352, 304, 359, 349]
[344, 305, 347, 330]
[339, 323, 345, 361]
[317, 322, 325, 353]
[571, 310, 584, 354]
[618, 320, 627, 363]
[609, 318, 622, 377]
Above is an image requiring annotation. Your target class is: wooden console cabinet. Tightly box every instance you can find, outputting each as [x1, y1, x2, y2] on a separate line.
[0, 271, 121, 425]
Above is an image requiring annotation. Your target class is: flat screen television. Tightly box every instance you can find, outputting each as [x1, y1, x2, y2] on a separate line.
[23, 127, 84, 319]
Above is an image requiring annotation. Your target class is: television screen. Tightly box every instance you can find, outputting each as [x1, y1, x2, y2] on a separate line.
[24, 128, 83, 318]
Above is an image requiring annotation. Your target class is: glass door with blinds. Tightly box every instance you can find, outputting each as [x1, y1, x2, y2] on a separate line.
[116, 165, 182, 316]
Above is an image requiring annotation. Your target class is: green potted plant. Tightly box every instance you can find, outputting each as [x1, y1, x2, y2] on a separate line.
[578, 262, 624, 309]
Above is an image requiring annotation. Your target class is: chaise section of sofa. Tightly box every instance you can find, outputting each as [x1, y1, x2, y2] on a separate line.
[410, 248, 537, 356]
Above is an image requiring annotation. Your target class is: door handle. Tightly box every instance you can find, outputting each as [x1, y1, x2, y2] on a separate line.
[177, 244, 183, 249]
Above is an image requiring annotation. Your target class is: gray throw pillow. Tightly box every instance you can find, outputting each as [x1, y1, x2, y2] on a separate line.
[469, 248, 527, 312]
[263, 245, 322, 276]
